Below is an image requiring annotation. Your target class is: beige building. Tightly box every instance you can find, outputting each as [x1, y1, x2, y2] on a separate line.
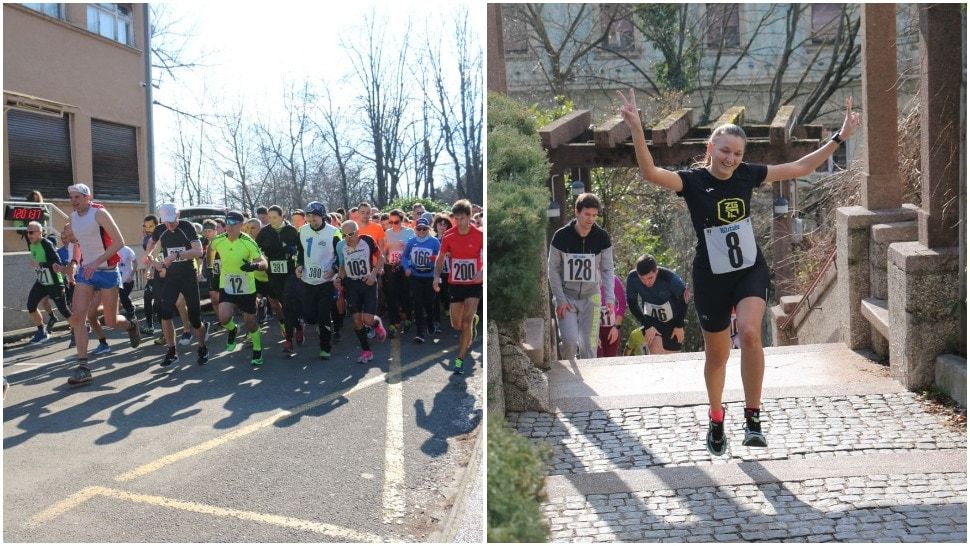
[3, 3, 151, 253]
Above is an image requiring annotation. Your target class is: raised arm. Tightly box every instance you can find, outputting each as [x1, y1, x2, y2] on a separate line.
[618, 89, 684, 192]
[765, 96, 861, 183]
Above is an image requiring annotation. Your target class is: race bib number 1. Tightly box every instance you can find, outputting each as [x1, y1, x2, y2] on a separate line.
[224, 273, 250, 295]
[450, 258, 478, 283]
[704, 217, 757, 274]
[270, 260, 288, 274]
[564, 253, 597, 283]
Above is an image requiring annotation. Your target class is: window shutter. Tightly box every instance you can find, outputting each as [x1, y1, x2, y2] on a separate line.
[7, 108, 74, 199]
[91, 119, 140, 201]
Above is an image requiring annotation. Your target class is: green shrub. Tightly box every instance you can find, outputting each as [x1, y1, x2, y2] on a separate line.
[487, 414, 550, 543]
[487, 91, 537, 136]
[488, 181, 547, 322]
[487, 127, 550, 190]
[384, 196, 450, 214]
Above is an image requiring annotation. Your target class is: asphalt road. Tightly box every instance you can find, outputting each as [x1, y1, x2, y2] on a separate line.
[3, 315, 483, 542]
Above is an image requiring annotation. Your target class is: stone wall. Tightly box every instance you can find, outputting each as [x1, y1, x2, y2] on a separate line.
[497, 321, 551, 413]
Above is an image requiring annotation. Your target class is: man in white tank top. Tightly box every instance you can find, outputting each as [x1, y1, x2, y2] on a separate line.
[65, 183, 141, 386]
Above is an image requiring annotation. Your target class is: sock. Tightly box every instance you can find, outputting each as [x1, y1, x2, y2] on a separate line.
[744, 407, 760, 421]
[78, 358, 88, 370]
[167, 346, 176, 356]
[250, 329, 262, 351]
[355, 328, 370, 351]
[37, 325, 45, 333]
[99, 337, 107, 345]
[709, 406, 725, 423]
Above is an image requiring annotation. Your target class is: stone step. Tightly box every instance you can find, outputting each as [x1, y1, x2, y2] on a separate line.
[521, 317, 545, 366]
[510, 392, 967, 476]
[861, 298, 890, 339]
[935, 354, 967, 408]
[548, 343, 899, 411]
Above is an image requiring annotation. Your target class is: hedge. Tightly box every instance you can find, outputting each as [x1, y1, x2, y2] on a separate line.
[486, 414, 550, 542]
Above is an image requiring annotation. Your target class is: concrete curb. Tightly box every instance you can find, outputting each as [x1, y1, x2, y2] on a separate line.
[429, 422, 484, 543]
[546, 449, 968, 499]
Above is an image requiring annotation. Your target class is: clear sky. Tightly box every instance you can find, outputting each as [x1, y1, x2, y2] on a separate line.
[151, 0, 483, 205]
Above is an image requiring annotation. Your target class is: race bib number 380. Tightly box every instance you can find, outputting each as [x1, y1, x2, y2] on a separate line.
[704, 217, 757, 274]
[564, 253, 597, 283]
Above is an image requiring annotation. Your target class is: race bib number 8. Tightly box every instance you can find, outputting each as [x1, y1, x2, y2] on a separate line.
[564, 253, 596, 283]
[411, 248, 433, 271]
[270, 260, 288, 274]
[642, 301, 674, 323]
[704, 217, 757, 274]
[450, 258, 478, 283]
[37, 268, 54, 286]
[224, 273, 250, 295]
[346, 258, 369, 279]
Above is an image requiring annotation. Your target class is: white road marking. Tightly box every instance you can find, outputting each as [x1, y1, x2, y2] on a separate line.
[382, 337, 406, 524]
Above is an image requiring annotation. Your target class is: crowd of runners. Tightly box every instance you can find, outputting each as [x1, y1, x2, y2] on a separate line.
[21, 185, 484, 387]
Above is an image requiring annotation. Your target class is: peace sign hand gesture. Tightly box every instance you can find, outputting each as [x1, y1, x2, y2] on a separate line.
[839, 96, 861, 140]
[616, 89, 641, 131]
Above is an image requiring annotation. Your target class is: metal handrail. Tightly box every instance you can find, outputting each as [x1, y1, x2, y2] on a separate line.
[2, 201, 69, 237]
[779, 250, 837, 332]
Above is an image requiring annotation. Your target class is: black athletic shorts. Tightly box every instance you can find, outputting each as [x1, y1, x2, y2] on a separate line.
[207, 268, 220, 292]
[219, 290, 258, 315]
[254, 279, 270, 298]
[344, 278, 378, 315]
[692, 253, 770, 333]
[265, 273, 291, 301]
[159, 268, 202, 327]
[653, 325, 684, 351]
[448, 283, 482, 304]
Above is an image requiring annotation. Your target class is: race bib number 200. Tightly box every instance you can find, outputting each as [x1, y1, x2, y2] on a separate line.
[704, 217, 757, 274]
[564, 253, 597, 283]
[450, 258, 478, 283]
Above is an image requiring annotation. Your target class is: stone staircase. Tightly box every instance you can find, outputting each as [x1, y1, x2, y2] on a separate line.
[508, 344, 967, 542]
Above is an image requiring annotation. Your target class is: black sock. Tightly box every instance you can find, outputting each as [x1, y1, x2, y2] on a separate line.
[744, 407, 760, 421]
[167, 346, 177, 356]
[99, 337, 107, 344]
[355, 328, 370, 351]
[78, 358, 89, 370]
[37, 325, 45, 333]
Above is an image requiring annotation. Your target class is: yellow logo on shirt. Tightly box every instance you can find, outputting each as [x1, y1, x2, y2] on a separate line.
[717, 198, 746, 224]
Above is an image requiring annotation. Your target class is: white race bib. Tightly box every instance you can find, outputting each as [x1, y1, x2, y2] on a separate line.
[223, 273, 251, 295]
[166, 246, 187, 260]
[345, 258, 370, 280]
[388, 250, 403, 265]
[212, 259, 221, 275]
[305, 265, 324, 281]
[599, 305, 615, 328]
[410, 248, 434, 271]
[704, 217, 757, 274]
[564, 253, 597, 283]
[642, 301, 674, 323]
[269, 260, 288, 274]
[37, 268, 54, 286]
[450, 258, 478, 283]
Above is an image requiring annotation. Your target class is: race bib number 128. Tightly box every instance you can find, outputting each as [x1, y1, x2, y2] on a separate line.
[564, 253, 596, 283]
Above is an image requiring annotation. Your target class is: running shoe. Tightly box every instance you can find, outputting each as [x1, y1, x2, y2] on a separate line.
[453, 357, 465, 375]
[202, 321, 213, 342]
[29, 330, 50, 345]
[226, 326, 238, 352]
[432, 322, 442, 335]
[413, 335, 425, 344]
[161, 350, 179, 367]
[283, 339, 294, 354]
[67, 365, 92, 386]
[140, 324, 156, 336]
[472, 314, 480, 342]
[706, 409, 728, 456]
[90, 342, 112, 356]
[319, 349, 331, 360]
[742, 412, 768, 447]
[67, 335, 76, 349]
[374, 319, 387, 342]
[388, 324, 398, 339]
[197, 345, 209, 366]
[46, 314, 57, 333]
[127, 321, 141, 348]
[251, 350, 263, 367]
[357, 350, 374, 363]
[154, 334, 166, 346]
[295, 323, 305, 345]
[178, 331, 192, 347]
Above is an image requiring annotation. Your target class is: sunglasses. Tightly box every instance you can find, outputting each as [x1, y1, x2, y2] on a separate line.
[343, 231, 357, 237]
[390, 220, 400, 225]
[416, 226, 429, 231]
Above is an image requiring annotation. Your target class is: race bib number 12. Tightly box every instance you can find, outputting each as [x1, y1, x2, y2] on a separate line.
[704, 217, 757, 274]
[224, 273, 250, 295]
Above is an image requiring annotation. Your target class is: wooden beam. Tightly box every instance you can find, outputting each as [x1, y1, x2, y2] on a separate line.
[651, 108, 693, 147]
[770, 105, 796, 146]
[715, 106, 745, 127]
[593, 116, 631, 148]
[539, 110, 592, 149]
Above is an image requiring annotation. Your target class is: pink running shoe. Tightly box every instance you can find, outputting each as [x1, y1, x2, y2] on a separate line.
[374, 319, 387, 343]
[362, 350, 374, 362]
[357, 351, 369, 363]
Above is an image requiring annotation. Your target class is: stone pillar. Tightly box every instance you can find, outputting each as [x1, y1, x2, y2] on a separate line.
[486, 321, 506, 416]
[771, 181, 795, 297]
[918, 4, 961, 248]
[858, 4, 901, 210]
[487, 4, 508, 94]
[888, 243, 961, 388]
[836, 206, 917, 350]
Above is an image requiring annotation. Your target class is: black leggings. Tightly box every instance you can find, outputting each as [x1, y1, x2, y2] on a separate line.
[143, 276, 159, 327]
[409, 276, 436, 336]
[27, 282, 71, 319]
[301, 281, 334, 351]
[120, 281, 134, 314]
[158, 271, 202, 329]
[384, 266, 411, 324]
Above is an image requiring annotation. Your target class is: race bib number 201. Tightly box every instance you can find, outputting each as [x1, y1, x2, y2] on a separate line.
[564, 253, 596, 283]
[704, 217, 757, 274]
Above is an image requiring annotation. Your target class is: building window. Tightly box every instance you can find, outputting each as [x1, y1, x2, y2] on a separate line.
[706, 4, 740, 49]
[87, 3, 132, 46]
[6, 109, 75, 199]
[503, 13, 528, 54]
[22, 3, 63, 19]
[811, 4, 841, 44]
[600, 5, 635, 52]
[91, 120, 140, 201]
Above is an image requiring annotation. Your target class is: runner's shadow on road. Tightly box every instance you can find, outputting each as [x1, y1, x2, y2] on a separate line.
[414, 374, 482, 457]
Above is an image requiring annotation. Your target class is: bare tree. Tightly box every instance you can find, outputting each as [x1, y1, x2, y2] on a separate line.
[315, 83, 358, 211]
[170, 113, 209, 206]
[209, 103, 269, 213]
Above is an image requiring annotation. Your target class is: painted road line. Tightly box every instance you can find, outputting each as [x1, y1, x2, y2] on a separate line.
[382, 337, 406, 524]
[29, 486, 102, 525]
[32, 486, 385, 542]
[114, 346, 453, 483]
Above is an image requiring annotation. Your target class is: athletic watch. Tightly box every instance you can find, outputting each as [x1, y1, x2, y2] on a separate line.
[830, 132, 843, 145]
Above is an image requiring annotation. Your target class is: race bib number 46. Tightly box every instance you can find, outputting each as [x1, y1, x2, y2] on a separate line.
[564, 253, 597, 283]
[450, 258, 478, 283]
[704, 217, 757, 274]
[223, 273, 251, 295]
[642, 301, 674, 323]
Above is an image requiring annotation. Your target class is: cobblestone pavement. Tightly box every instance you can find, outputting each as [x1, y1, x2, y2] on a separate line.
[543, 473, 967, 542]
[509, 393, 967, 475]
